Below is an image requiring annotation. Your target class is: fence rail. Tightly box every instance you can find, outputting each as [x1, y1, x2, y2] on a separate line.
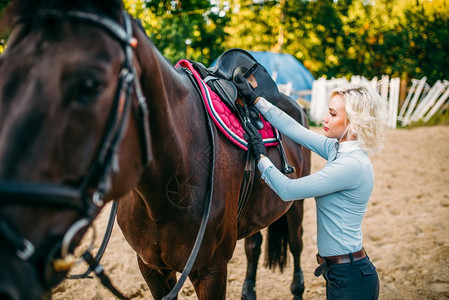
[309, 76, 449, 128]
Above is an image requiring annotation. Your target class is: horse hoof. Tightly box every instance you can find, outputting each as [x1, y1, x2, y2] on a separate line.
[291, 270, 305, 299]
[241, 279, 256, 300]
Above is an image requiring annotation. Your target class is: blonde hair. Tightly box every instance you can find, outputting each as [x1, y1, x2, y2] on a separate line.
[331, 84, 388, 154]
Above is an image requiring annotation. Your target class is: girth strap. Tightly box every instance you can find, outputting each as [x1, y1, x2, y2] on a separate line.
[237, 149, 256, 219]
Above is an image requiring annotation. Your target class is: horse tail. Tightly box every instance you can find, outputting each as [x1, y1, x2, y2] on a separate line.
[264, 214, 289, 272]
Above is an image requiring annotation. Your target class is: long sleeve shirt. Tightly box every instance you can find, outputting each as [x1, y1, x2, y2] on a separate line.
[255, 98, 374, 256]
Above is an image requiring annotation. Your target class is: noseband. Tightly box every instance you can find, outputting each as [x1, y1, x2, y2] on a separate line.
[0, 10, 151, 295]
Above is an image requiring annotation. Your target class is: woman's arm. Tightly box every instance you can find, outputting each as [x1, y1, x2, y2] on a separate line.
[255, 97, 336, 160]
[257, 155, 363, 201]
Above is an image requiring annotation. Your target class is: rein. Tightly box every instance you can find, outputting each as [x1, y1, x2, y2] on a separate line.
[162, 67, 217, 300]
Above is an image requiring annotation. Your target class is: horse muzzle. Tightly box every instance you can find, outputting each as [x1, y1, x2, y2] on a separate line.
[0, 245, 47, 300]
[0, 188, 93, 297]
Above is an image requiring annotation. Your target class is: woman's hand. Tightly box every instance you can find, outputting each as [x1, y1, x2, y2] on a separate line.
[233, 74, 260, 106]
[244, 122, 267, 160]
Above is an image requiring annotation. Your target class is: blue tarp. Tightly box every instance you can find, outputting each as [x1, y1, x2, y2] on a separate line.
[248, 51, 315, 98]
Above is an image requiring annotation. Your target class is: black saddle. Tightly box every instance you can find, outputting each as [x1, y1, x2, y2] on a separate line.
[190, 49, 279, 114]
[210, 48, 279, 103]
[185, 49, 295, 175]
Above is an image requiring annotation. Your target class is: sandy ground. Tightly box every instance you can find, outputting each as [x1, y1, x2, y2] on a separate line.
[53, 125, 449, 300]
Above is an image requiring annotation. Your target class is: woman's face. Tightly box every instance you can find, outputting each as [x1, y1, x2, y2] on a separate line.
[322, 94, 349, 141]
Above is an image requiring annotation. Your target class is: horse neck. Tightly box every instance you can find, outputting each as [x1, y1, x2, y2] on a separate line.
[133, 30, 208, 217]
[135, 34, 188, 151]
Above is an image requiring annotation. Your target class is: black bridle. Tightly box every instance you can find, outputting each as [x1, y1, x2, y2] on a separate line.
[0, 10, 151, 297]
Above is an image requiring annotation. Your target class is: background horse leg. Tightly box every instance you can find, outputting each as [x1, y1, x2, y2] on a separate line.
[286, 200, 305, 300]
[136, 256, 177, 300]
[241, 232, 263, 300]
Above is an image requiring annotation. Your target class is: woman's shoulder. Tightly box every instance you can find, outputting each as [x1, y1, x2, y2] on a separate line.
[333, 153, 369, 174]
[336, 152, 373, 183]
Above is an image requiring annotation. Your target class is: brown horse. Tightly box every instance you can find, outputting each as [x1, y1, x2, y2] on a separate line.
[0, 1, 310, 299]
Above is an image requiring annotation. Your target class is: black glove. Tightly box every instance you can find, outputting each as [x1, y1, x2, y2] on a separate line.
[233, 73, 259, 106]
[244, 121, 267, 160]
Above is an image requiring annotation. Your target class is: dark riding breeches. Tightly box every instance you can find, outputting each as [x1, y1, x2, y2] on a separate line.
[323, 256, 379, 300]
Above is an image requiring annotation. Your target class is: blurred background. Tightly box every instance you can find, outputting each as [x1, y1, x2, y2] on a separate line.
[1, 0, 448, 125]
[1, 2, 448, 299]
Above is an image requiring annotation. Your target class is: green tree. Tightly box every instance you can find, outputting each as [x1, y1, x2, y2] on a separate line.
[283, 0, 344, 77]
[133, 0, 230, 65]
[2, 0, 449, 84]
[398, 0, 449, 83]
[0, 0, 12, 51]
[342, 0, 449, 83]
[0, 0, 11, 13]
[225, 0, 281, 52]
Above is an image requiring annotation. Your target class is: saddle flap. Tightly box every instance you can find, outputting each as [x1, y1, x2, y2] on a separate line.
[211, 48, 280, 104]
[205, 77, 239, 112]
[190, 60, 239, 113]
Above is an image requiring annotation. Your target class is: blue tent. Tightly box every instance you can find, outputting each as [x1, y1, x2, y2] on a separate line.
[248, 51, 314, 100]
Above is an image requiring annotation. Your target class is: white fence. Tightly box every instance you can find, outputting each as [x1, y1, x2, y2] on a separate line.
[309, 76, 449, 128]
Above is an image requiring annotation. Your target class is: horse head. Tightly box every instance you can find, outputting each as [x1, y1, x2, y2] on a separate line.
[0, 1, 152, 298]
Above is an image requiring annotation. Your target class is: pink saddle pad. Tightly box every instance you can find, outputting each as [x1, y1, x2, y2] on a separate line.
[176, 59, 279, 151]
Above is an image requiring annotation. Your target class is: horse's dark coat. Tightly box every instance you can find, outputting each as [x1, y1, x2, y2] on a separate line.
[0, 1, 310, 299]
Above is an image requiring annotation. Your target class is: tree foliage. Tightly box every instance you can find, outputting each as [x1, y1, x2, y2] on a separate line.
[0, 0, 12, 51]
[1, 0, 448, 84]
[125, 0, 229, 65]
[225, 1, 280, 51]
[223, 0, 449, 84]
[0, 0, 10, 12]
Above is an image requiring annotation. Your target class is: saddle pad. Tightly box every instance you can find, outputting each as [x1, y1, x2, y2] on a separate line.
[176, 59, 279, 151]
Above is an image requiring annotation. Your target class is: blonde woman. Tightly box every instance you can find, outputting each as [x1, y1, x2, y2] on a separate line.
[234, 74, 387, 300]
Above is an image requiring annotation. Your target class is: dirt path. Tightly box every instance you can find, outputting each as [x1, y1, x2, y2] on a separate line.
[53, 125, 449, 300]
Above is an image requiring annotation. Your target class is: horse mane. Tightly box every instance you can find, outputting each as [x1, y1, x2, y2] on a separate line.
[0, 0, 125, 40]
[4, 0, 124, 26]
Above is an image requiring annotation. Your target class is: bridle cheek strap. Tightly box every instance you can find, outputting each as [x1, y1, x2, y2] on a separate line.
[0, 218, 35, 261]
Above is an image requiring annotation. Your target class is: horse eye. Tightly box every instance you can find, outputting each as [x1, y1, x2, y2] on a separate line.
[75, 78, 104, 104]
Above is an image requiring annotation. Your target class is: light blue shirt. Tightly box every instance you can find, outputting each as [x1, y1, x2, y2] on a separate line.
[255, 98, 373, 256]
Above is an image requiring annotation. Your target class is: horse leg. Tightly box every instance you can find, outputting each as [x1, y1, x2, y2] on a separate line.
[241, 231, 263, 300]
[136, 255, 177, 300]
[286, 200, 305, 300]
[189, 262, 228, 300]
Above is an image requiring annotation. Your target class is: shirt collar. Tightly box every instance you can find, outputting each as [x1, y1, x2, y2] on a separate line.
[338, 140, 362, 153]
